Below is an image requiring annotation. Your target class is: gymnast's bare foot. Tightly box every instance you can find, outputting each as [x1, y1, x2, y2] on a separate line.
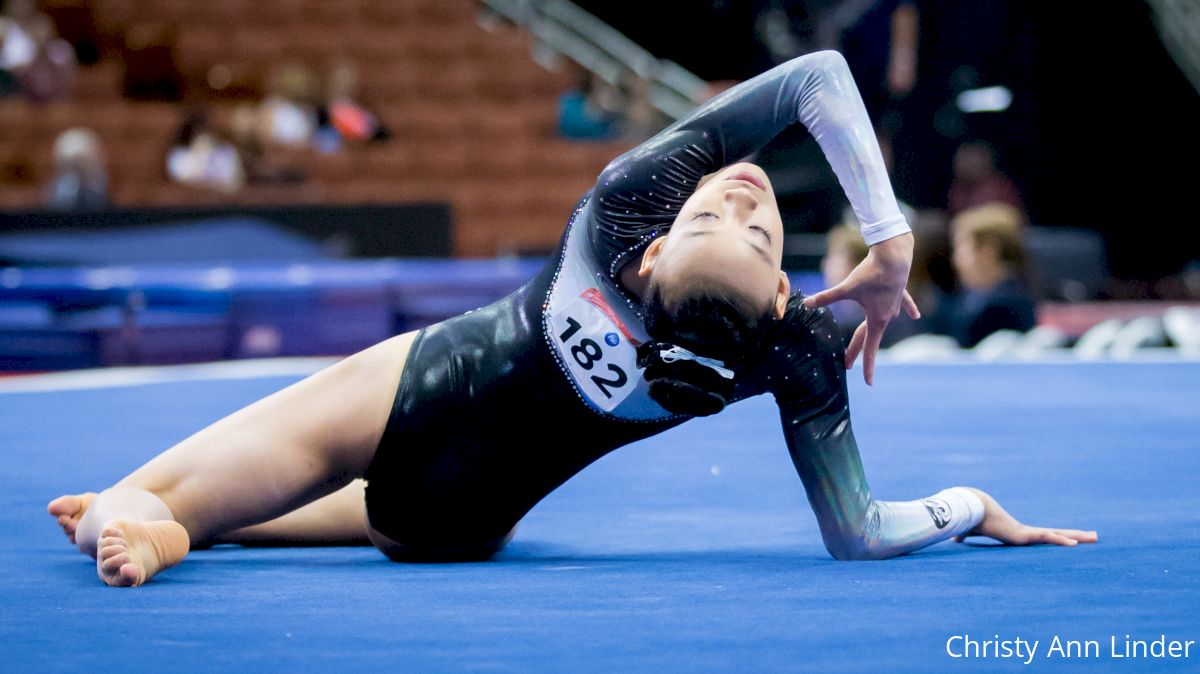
[47, 493, 96, 545]
[96, 520, 190, 587]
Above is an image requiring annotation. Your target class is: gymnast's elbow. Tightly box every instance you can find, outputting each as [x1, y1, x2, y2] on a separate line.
[819, 526, 895, 561]
[792, 50, 850, 78]
[822, 536, 875, 561]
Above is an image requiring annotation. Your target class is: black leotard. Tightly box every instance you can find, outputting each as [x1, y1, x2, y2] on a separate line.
[364, 51, 983, 561]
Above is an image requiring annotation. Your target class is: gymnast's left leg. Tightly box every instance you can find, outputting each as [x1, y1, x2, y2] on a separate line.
[46, 332, 414, 586]
[50, 480, 371, 550]
[51, 477, 372, 546]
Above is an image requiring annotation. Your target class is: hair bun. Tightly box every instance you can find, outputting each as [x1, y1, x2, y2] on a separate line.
[638, 342, 735, 416]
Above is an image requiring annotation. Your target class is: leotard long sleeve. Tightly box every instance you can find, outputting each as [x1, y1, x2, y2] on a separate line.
[591, 48, 910, 284]
[365, 51, 982, 561]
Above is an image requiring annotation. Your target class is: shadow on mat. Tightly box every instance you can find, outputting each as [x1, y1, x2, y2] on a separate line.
[186, 538, 984, 565]
[490, 540, 975, 565]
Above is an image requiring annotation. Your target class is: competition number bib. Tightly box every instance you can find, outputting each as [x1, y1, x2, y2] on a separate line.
[549, 289, 640, 412]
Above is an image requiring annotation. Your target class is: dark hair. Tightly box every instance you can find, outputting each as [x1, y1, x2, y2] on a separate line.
[639, 282, 774, 416]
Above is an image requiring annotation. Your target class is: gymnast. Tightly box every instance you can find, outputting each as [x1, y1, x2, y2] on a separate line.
[48, 51, 1096, 587]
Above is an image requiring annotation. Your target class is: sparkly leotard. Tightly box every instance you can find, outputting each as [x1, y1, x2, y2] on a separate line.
[363, 51, 983, 561]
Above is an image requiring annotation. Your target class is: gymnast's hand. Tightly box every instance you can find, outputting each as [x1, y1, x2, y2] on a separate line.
[803, 232, 920, 385]
[955, 488, 1099, 547]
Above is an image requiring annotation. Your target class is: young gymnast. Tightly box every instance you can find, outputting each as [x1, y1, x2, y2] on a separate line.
[48, 51, 1095, 586]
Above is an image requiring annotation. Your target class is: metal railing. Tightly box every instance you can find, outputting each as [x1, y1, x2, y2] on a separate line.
[478, 0, 709, 121]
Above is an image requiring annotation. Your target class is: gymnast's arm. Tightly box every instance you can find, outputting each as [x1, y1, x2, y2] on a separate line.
[590, 50, 908, 260]
[769, 304, 1096, 559]
[781, 400, 985, 561]
[768, 306, 980, 560]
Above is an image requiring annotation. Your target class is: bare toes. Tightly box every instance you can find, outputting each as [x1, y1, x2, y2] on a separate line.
[97, 536, 122, 550]
[118, 564, 142, 587]
[101, 552, 129, 573]
[47, 495, 79, 517]
[49, 493, 96, 518]
[99, 544, 126, 558]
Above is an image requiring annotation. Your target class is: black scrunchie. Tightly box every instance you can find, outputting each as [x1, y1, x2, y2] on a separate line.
[637, 341, 735, 417]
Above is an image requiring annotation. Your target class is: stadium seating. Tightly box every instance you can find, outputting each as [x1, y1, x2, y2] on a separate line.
[0, 0, 634, 256]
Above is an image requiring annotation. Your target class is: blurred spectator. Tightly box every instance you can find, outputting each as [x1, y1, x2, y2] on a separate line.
[166, 109, 245, 193]
[1185, 262, 1200, 300]
[1147, 260, 1200, 301]
[229, 102, 267, 175]
[260, 63, 318, 148]
[1, 0, 47, 61]
[44, 127, 108, 209]
[0, 0, 75, 102]
[230, 102, 306, 185]
[927, 203, 1036, 347]
[946, 140, 1023, 217]
[315, 59, 390, 152]
[907, 208, 955, 303]
[18, 21, 75, 102]
[614, 69, 669, 141]
[39, 2, 100, 65]
[0, 8, 34, 66]
[557, 63, 619, 141]
[821, 222, 921, 347]
[557, 64, 666, 143]
[0, 15, 33, 97]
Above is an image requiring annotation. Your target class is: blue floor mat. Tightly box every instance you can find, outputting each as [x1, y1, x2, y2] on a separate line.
[1, 361, 1197, 672]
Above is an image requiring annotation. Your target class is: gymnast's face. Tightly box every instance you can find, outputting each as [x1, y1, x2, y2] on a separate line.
[638, 162, 790, 319]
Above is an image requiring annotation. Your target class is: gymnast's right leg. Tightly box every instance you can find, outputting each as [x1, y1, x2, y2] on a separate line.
[46, 332, 415, 586]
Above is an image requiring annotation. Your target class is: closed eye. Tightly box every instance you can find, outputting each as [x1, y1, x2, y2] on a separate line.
[691, 211, 718, 221]
[750, 225, 771, 243]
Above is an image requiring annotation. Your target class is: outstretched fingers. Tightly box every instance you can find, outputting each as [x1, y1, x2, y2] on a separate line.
[859, 316, 887, 386]
[803, 284, 850, 310]
[1050, 528, 1099, 543]
[844, 317, 886, 385]
[1031, 529, 1079, 546]
[845, 321, 868, 370]
[901, 290, 920, 319]
[1025, 526, 1099, 546]
[955, 527, 1099, 547]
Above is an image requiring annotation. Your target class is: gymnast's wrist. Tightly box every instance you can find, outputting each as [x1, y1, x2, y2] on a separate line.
[937, 486, 987, 535]
[869, 231, 913, 256]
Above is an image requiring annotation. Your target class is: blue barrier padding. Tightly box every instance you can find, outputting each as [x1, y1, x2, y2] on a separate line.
[0, 217, 333, 266]
[0, 259, 548, 369]
[0, 330, 101, 369]
[0, 301, 55, 328]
